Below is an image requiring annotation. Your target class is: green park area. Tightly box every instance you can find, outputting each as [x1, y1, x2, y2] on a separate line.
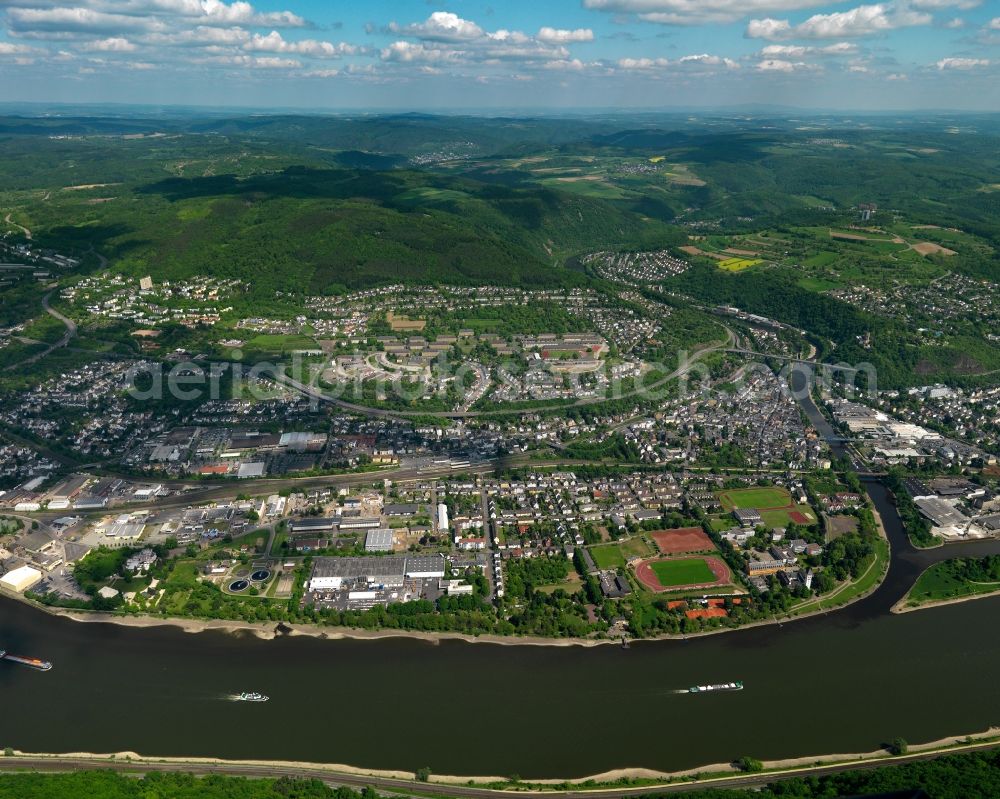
[590, 537, 653, 569]
[903, 556, 1000, 609]
[243, 334, 319, 353]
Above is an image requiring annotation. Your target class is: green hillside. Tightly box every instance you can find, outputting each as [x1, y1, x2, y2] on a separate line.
[10, 159, 678, 296]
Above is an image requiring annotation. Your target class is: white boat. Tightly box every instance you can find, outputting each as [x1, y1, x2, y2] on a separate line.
[689, 681, 743, 693]
[237, 692, 269, 702]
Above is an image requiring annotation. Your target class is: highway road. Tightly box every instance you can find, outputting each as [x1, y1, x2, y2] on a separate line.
[3, 290, 78, 372]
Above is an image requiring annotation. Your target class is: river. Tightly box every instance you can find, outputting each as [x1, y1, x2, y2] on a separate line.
[2, 370, 1000, 779]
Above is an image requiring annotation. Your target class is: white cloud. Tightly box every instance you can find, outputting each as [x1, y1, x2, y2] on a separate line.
[617, 56, 670, 69]
[249, 55, 297, 68]
[244, 31, 360, 58]
[821, 41, 860, 53]
[616, 54, 738, 70]
[380, 13, 572, 65]
[756, 57, 812, 70]
[760, 42, 857, 56]
[989, 17, 1000, 30]
[192, 52, 290, 68]
[747, 18, 793, 39]
[760, 43, 808, 56]
[82, 36, 137, 51]
[909, 0, 979, 8]
[536, 27, 594, 44]
[301, 68, 339, 78]
[582, 0, 831, 24]
[936, 56, 989, 69]
[543, 58, 586, 70]
[380, 41, 464, 63]
[387, 12, 484, 42]
[678, 53, 740, 67]
[747, 3, 931, 40]
[0, 41, 40, 55]
[7, 7, 162, 35]
[5, 0, 306, 38]
[120, 0, 305, 27]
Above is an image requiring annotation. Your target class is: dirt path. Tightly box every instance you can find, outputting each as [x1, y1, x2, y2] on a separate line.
[3, 211, 32, 239]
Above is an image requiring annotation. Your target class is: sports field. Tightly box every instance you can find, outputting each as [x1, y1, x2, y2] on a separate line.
[634, 555, 730, 593]
[651, 527, 716, 554]
[762, 507, 816, 528]
[650, 558, 716, 586]
[718, 486, 792, 511]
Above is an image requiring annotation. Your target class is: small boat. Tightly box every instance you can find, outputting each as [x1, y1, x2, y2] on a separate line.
[237, 692, 269, 702]
[689, 681, 742, 693]
[2, 653, 53, 672]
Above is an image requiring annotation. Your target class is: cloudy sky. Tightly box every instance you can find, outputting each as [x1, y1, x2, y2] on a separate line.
[1, 0, 999, 110]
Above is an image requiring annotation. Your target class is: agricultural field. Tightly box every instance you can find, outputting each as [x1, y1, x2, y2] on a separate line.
[717, 257, 762, 272]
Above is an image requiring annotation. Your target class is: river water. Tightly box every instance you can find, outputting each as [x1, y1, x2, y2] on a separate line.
[2, 371, 999, 779]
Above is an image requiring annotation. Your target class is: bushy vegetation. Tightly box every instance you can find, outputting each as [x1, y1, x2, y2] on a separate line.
[0, 771, 382, 799]
[907, 555, 1000, 606]
[6, 747, 1000, 797]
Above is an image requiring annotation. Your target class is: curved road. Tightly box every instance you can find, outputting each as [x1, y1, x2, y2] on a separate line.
[3, 290, 77, 372]
[269, 330, 734, 421]
[3, 211, 32, 240]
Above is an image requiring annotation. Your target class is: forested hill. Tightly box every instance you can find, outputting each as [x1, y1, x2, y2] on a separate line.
[17, 162, 680, 295]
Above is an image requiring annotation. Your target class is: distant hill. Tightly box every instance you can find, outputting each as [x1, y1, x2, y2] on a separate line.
[37, 165, 678, 294]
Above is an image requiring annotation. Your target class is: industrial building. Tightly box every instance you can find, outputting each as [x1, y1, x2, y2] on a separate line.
[289, 517, 339, 533]
[0, 564, 43, 593]
[364, 528, 395, 552]
[308, 555, 447, 592]
[915, 497, 969, 529]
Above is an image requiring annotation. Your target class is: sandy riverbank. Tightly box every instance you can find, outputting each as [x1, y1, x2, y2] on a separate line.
[891, 586, 1000, 615]
[54, 609, 616, 647]
[6, 726, 1000, 789]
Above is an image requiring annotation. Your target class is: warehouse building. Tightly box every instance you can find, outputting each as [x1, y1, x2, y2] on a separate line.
[365, 528, 395, 552]
[289, 517, 339, 533]
[337, 517, 382, 531]
[308, 555, 447, 592]
[0, 564, 43, 593]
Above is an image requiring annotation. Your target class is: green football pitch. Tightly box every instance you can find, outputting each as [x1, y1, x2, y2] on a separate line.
[718, 486, 791, 510]
[649, 558, 717, 587]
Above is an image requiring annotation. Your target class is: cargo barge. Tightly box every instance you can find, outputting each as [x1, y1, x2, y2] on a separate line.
[2, 651, 53, 671]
